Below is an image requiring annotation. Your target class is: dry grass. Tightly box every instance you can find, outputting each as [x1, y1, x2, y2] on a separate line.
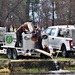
[0, 68, 10, 73]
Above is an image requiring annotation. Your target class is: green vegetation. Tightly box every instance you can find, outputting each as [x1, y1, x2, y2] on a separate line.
[15, 68, 48, 73]
[69, 67, 75, 70]
[0, 54, 8, 60]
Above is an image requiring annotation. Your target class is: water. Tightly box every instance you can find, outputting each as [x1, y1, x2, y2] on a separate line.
[48, 52, 60, 70]
[11, 73, 75, 75]
[0, 73, 75, 75]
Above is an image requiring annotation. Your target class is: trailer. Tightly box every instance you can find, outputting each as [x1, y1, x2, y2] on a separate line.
[1, 31, 54, 59]
[1, 22, 54, 59]
[1, 32, 37, 59]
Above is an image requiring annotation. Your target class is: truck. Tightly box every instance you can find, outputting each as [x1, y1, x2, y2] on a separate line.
[0, 27, 6, 53]
[1, 22, 53, 59]
[42, 25, 75, 57]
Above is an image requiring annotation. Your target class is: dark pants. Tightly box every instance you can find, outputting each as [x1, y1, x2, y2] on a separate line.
[35, 37, 43, 50]
[15, 32, 22, 47]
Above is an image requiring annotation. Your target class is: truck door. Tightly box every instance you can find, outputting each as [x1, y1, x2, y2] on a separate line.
[45, 27, 60, 49]
[45, 28, 53, 47]
[48, 28, 58, 49]
[45, 28, 57, 48]
[50, 28, 64, 49]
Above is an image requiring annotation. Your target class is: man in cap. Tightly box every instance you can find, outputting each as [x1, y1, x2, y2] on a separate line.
[32, 24, 43, 49]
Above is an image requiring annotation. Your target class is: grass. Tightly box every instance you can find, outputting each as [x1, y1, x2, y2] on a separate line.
[0, 68, 10, 73]
[64, 66, 75, 71]
[69, 67, 75, 70]
[0, 54, 8, 60]
[16, 68, 48, 73]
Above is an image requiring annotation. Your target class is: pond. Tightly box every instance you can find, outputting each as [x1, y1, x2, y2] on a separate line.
[0, 72, 75, 75]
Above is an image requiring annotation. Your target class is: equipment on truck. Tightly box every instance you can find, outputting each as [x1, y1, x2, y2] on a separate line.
[1, 32, 53, 59]
[1, 22, 53, 59]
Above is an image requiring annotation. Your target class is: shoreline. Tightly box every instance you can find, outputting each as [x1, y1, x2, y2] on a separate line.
[0, 58, 75, 73]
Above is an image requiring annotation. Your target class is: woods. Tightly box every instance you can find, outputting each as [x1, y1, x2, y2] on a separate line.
[0, 0, 75, 28]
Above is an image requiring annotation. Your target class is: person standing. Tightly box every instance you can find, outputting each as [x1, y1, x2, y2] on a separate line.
[15, 23, 30, 47]
[32, 24, 43, 49]
[10, 24, 14, 32]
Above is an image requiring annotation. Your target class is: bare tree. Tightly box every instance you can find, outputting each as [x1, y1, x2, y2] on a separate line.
[39, 0, 75, 27]
[0, 0, 30, 28]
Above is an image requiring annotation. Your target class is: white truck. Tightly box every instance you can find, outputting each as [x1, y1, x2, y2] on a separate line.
[0, 27, 6, 53]
[42, 25, 75, 57]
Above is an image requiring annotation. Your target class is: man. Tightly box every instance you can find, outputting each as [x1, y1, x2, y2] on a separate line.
[15, 23, 30, 47]
[32, 24, 43, 49]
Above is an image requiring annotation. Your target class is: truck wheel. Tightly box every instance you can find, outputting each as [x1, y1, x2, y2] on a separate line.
[12, 49, 17, 59]
[7, 48, 12, 59]
[61, 46, 69, 57]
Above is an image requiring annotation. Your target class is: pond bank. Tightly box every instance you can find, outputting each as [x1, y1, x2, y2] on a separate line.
[0, 58, 75, 73]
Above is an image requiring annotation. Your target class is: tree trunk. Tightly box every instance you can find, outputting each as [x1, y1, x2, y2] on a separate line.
[24, 0, 30, 22]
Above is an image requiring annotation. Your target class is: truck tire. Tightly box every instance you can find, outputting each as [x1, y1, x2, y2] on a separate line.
[12, 49, 17, 59]
[61, 46, 69, 57]
[7, 48, 12, 59]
